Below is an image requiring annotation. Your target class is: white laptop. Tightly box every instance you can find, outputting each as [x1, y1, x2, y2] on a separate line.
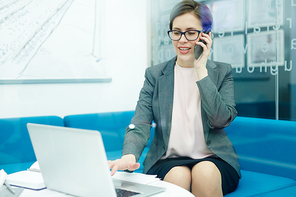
[27, 123, 165, 197]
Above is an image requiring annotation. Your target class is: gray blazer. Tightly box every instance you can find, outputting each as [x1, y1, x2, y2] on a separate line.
[123, 57, 241, 178]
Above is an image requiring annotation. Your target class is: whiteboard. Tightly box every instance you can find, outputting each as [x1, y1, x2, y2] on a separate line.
[0, 0, 110, 84]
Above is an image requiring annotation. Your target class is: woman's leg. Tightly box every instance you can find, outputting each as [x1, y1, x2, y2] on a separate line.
[163, 166, 191, 191]
[191, 161, 223, 197]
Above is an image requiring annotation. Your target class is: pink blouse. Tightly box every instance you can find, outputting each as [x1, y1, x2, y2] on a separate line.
[163, 63, 214, 159]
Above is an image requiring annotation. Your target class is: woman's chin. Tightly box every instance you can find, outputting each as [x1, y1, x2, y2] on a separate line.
[177, 54, 195, 63]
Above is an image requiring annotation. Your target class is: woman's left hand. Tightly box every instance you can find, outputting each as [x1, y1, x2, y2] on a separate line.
[194, 32, 212, 80]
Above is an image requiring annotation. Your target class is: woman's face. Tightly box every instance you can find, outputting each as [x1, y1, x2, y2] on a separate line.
[172, 12, 202, 67]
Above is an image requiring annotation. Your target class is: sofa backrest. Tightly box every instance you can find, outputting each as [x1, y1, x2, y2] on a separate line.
[0, 116, 64, 165]
[64, 111, 155, 152]
[225, 116, 296, 180]
[64, 111, 132, 151]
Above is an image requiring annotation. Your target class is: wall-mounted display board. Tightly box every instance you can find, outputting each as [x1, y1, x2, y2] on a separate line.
[0, 0, 110, 84]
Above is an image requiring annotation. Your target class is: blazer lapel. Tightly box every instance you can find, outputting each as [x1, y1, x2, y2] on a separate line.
[158, 57, 176, 148]
[201, 60, 218, 140]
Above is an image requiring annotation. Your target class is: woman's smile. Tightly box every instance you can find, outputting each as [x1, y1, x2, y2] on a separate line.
[178, 46, 191, 54]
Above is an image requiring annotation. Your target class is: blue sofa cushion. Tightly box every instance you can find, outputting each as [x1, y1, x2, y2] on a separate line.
[225, 116, 296, 181]
[0, 116, 64, 173]
[225, 170, 296, 197]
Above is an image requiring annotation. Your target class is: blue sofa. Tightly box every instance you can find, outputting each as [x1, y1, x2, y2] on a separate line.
[1, 113, 296, 196]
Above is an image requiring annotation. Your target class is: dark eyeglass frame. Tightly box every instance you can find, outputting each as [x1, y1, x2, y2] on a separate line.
[167, 30, 202, 41]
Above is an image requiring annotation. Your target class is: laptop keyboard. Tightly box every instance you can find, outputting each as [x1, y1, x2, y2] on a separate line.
[115, 188, 140, 197]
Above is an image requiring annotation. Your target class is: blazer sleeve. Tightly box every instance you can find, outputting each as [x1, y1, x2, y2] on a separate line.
[196, 63, 237, 129]
[122, 68, 155, 161]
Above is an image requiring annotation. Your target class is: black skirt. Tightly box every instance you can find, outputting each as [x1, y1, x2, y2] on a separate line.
[146, 156, 239, 195]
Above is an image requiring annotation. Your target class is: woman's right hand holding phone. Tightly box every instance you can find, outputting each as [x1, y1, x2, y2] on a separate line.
[194, 32, 212, 80]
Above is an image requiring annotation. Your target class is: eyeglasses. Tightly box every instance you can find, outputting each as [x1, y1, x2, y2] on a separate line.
[167, 30, 201, 41]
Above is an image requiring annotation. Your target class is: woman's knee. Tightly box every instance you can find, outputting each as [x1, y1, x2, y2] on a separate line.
[192, 161, 221, 181]
[191, 161, 223, 196]
[163, 166, 191, 190]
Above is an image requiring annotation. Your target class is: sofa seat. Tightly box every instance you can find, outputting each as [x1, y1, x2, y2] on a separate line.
[225, 170, 296, 197]
[254, 186, 296, 197]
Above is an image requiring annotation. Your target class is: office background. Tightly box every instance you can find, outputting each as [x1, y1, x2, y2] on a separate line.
[0, 0, 295, 122]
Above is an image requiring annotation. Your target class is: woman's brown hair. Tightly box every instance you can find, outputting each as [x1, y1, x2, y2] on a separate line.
[169, 0, 212, 32]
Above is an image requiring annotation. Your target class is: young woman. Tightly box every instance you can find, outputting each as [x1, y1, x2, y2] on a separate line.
[108, 1, 241, 196]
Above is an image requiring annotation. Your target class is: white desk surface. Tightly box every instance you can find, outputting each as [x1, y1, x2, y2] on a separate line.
[17, 171, 194, 197]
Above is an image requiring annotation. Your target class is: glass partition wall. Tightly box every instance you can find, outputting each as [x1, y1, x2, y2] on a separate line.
[150, 0, 296, 121]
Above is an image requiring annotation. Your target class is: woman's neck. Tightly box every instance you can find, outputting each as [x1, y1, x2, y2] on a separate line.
[176, 59, 194, 68]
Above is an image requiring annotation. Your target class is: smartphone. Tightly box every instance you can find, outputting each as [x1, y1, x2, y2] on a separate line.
[194, 31, 209, 60]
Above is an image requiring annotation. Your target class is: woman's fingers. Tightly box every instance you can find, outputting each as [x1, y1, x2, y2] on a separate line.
[108, 159, 140, 176]
[128, 163, 141, 171]
[110, 162, 119, 176]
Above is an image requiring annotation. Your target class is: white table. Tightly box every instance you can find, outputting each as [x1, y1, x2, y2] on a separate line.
[17, 172, 194, 197]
